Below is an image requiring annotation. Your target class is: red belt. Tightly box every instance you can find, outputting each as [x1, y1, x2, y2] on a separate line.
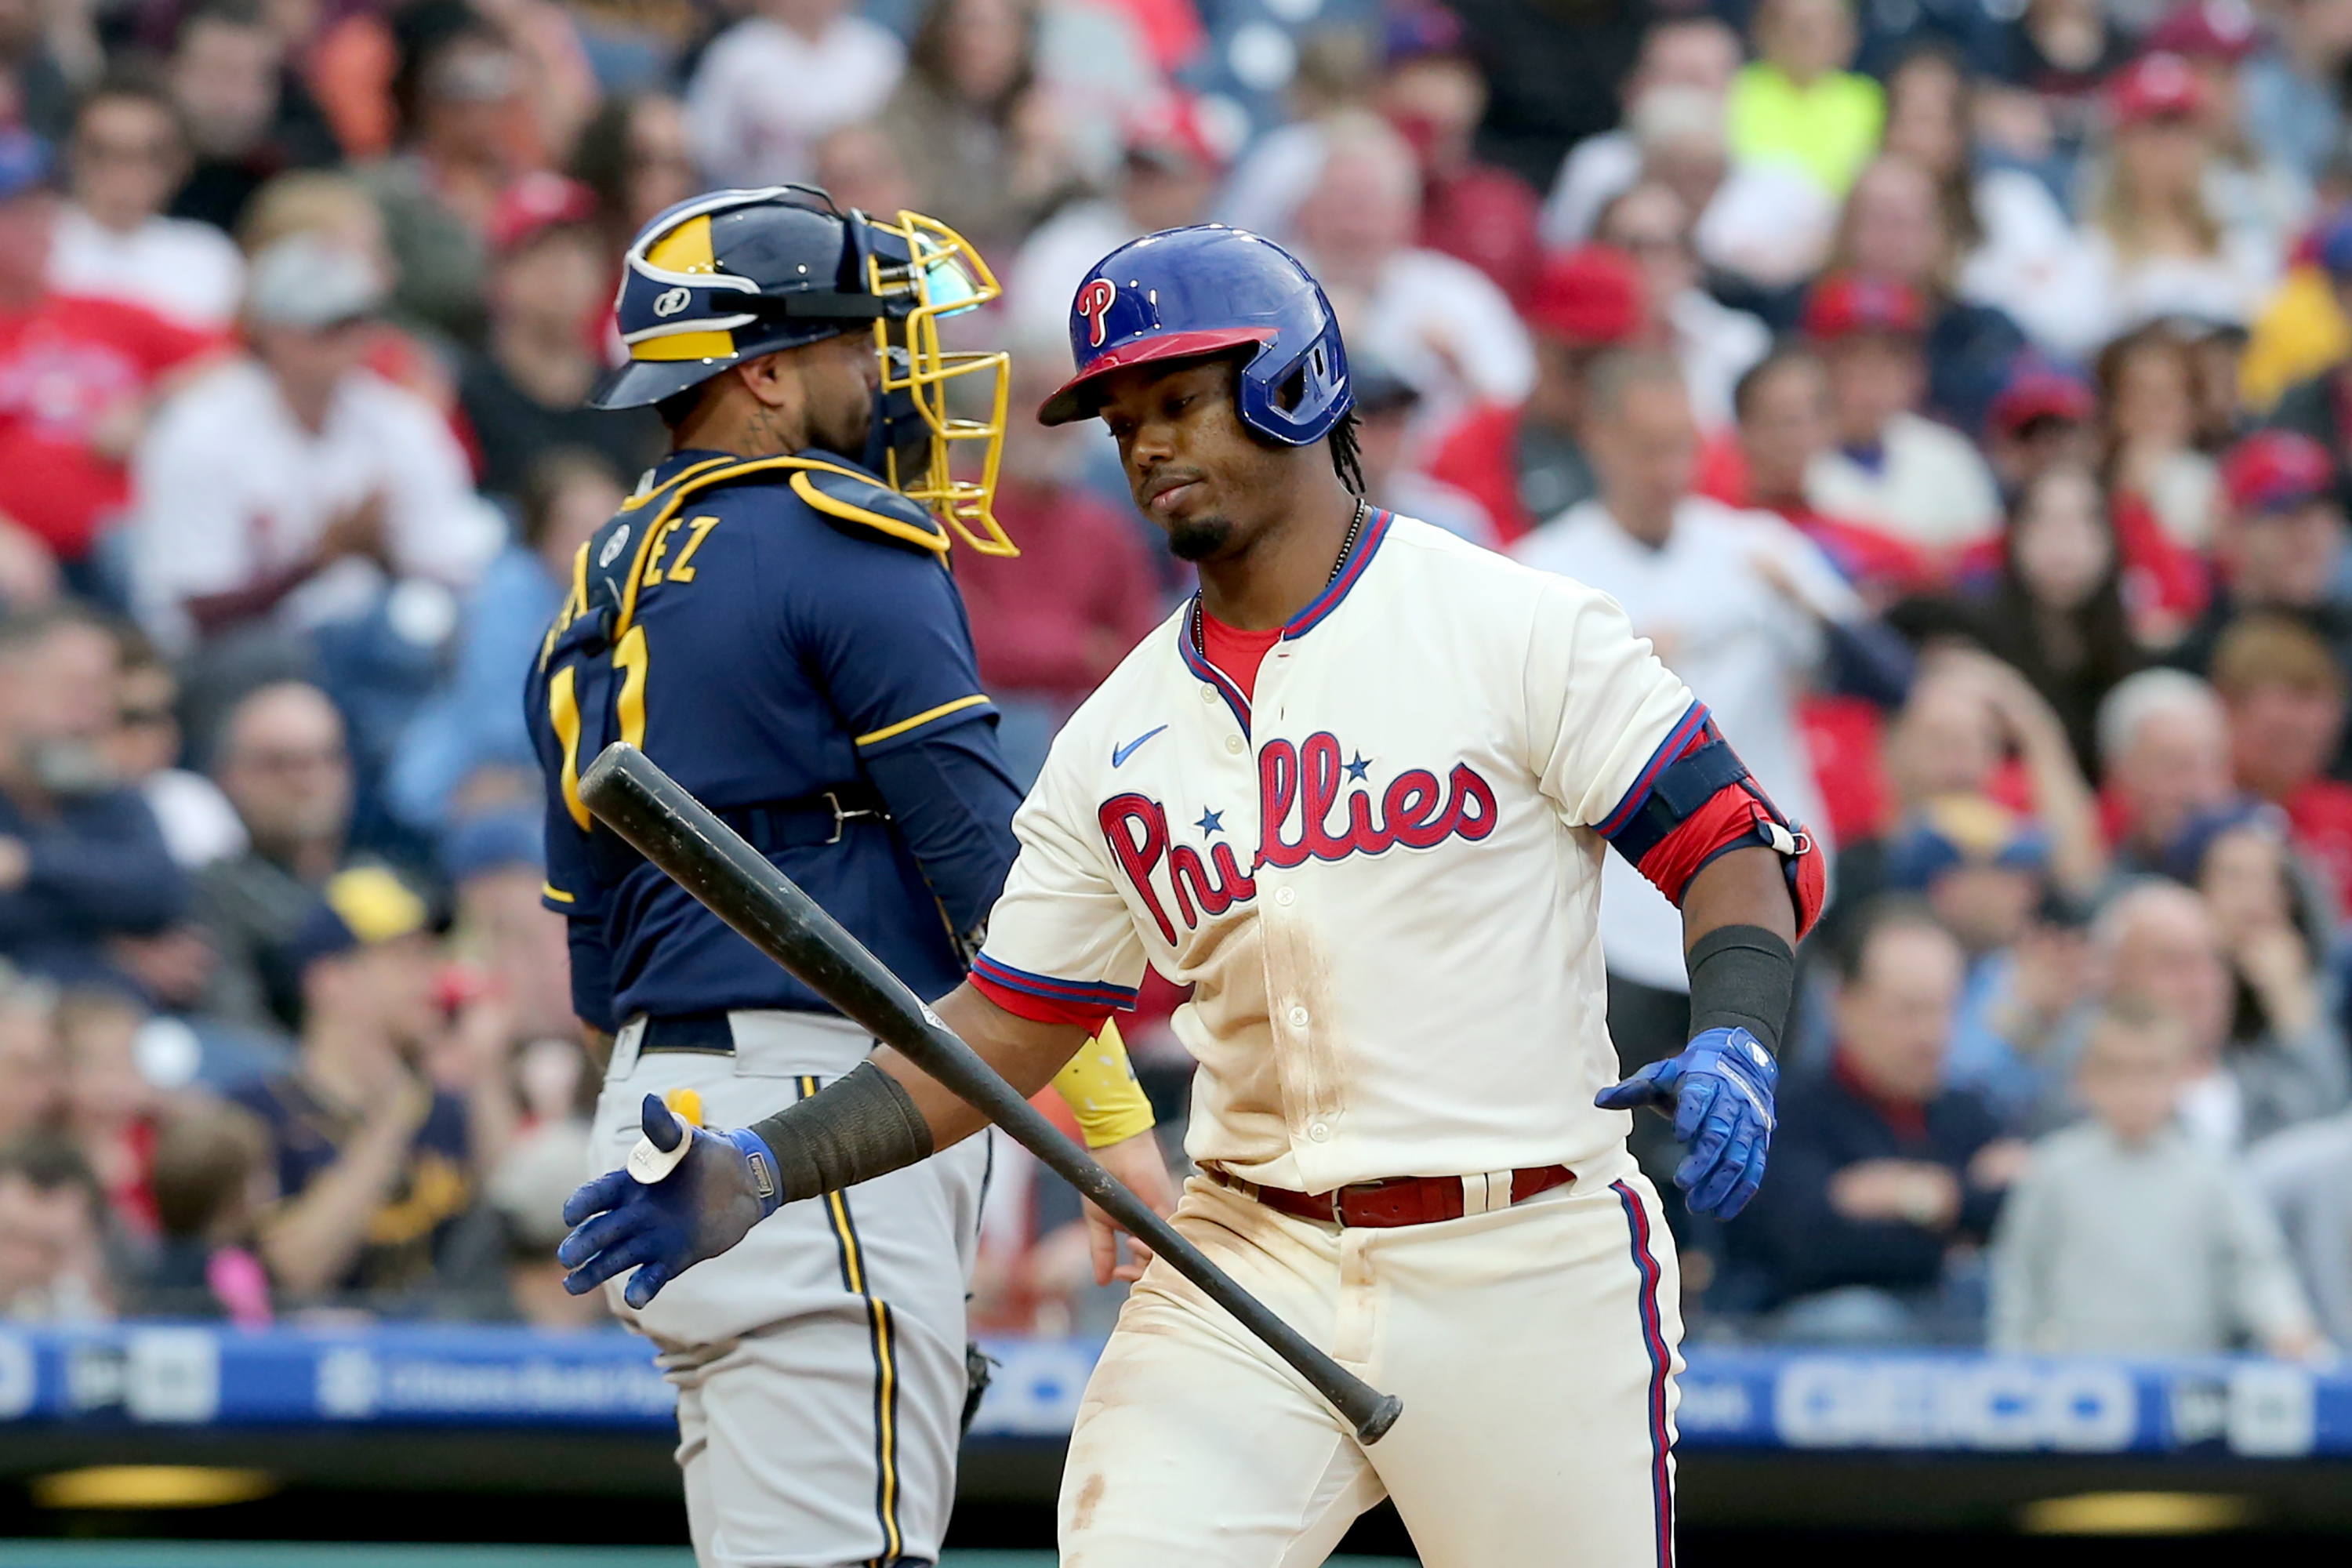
[1206, 1163, 1573, 1228]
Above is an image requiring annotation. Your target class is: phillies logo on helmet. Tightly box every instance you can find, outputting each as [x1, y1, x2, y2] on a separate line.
[1077, 278, 1117, 348]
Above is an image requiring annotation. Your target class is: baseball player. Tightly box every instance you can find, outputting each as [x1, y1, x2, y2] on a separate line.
[528, 185, 1174, 1568]
[558, 225, 1824, 1565]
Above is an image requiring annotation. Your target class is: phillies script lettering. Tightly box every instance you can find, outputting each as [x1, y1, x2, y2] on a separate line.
[1098, 732, 1498, 943]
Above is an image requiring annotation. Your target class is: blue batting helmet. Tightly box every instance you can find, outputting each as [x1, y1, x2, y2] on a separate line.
[1036, 226, 1352, 445]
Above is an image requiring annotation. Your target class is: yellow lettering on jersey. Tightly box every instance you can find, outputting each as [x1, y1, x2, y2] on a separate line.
[547, 665, 590, 829]
[666, 516, 721, 582]
[615, 624, 650, 750]
[613, 501, 673, 639]
[640, 517, 682, 586]
[613, 454, 930, 641]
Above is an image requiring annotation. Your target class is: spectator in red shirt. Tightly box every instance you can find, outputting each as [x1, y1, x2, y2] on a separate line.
[2212, 613, 2352, 916]
[0, 130, 220, 582]
[953, 347, 1164, 784]
[2099, 323, 2222, 637]
[1378, 17, 1541, 305]
[1422, 244, 1643, 542]
[2172, 430, 2352, 683]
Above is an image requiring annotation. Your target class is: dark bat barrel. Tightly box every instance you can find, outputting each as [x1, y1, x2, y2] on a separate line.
[577, 742, 1403, 1444]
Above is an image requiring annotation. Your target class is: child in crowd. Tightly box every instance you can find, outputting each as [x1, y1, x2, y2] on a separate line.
[1990, 1000, 2324, 1355]
[141, 1099, 274, 1325]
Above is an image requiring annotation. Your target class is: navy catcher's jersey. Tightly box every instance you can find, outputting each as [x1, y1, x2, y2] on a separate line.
[526, 448, 1023, 1029]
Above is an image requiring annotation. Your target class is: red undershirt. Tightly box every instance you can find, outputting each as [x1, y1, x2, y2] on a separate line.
[967, 604, 1283, 1032]
[1200, 607, 1283, 701]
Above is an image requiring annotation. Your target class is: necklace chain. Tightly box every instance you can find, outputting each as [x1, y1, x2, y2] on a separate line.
[1329, 497, 1369, 586]
[1190, 499, 1370, 655]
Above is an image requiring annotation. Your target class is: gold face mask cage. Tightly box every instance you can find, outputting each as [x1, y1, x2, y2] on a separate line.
[862, 210, 1017, 557]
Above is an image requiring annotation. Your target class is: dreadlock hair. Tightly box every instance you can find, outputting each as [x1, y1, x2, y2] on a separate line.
[1329, 407, 1367, 496]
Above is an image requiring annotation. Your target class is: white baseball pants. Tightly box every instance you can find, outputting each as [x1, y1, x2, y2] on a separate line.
[1058, 1156, 1684, 1568]
[593, 1010, 989, 1568]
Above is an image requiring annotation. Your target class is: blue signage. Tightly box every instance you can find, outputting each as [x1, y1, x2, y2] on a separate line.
[0, 1327, 2343, 1458]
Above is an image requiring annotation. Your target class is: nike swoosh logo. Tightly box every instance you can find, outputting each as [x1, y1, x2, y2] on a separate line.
[1112, 725, 1168, 768]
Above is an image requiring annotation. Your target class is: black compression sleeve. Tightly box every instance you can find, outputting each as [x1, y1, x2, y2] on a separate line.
[746, 1060, 938, 1203]
[1686, 924, 1795, 1055]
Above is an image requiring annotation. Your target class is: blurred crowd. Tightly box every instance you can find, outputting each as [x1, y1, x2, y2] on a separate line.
[0, 0, 2347, 1360]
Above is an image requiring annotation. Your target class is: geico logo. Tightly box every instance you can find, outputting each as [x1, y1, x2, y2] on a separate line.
[1772, 1358, 2139, 1452]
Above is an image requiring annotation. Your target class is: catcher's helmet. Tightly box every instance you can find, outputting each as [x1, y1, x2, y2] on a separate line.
[594, 186, 1016, 554]
[1036, 225, 1351, 445]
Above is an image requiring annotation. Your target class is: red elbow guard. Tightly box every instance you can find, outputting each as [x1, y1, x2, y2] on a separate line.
[1784, 813, 1825, 940]
[1636, 784, 1824, 942]
[1603, 704, 1824, 940]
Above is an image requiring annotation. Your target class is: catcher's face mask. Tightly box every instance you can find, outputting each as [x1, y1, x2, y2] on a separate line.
[858, 209, 1014, 556]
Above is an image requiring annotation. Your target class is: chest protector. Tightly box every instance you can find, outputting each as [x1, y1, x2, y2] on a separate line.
[539, 454, 949, 873]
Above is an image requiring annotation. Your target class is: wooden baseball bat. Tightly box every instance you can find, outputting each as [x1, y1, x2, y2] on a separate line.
[578, 742, 1403, 1444]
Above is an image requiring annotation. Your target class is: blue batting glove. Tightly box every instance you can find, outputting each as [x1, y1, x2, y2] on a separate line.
[1595, 1026, 1778, 1220]
[557, 1094, 785, 1307]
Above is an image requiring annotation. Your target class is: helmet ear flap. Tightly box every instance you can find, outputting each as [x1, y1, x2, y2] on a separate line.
[1235, 319, 1350, 445]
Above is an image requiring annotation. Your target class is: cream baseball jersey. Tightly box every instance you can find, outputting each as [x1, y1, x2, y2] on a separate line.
[971, 512, 1701, 1192]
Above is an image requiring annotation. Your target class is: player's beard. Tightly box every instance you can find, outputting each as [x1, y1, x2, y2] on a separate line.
[808, 390, 874, 466]
[1165, 515, 1233, 561]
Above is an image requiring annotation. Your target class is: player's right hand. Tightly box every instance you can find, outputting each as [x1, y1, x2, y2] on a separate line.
[557, 1094, 785, 1307]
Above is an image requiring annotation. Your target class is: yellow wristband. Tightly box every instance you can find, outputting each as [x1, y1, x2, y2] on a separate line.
[1051, 1017, 1156, 1148]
